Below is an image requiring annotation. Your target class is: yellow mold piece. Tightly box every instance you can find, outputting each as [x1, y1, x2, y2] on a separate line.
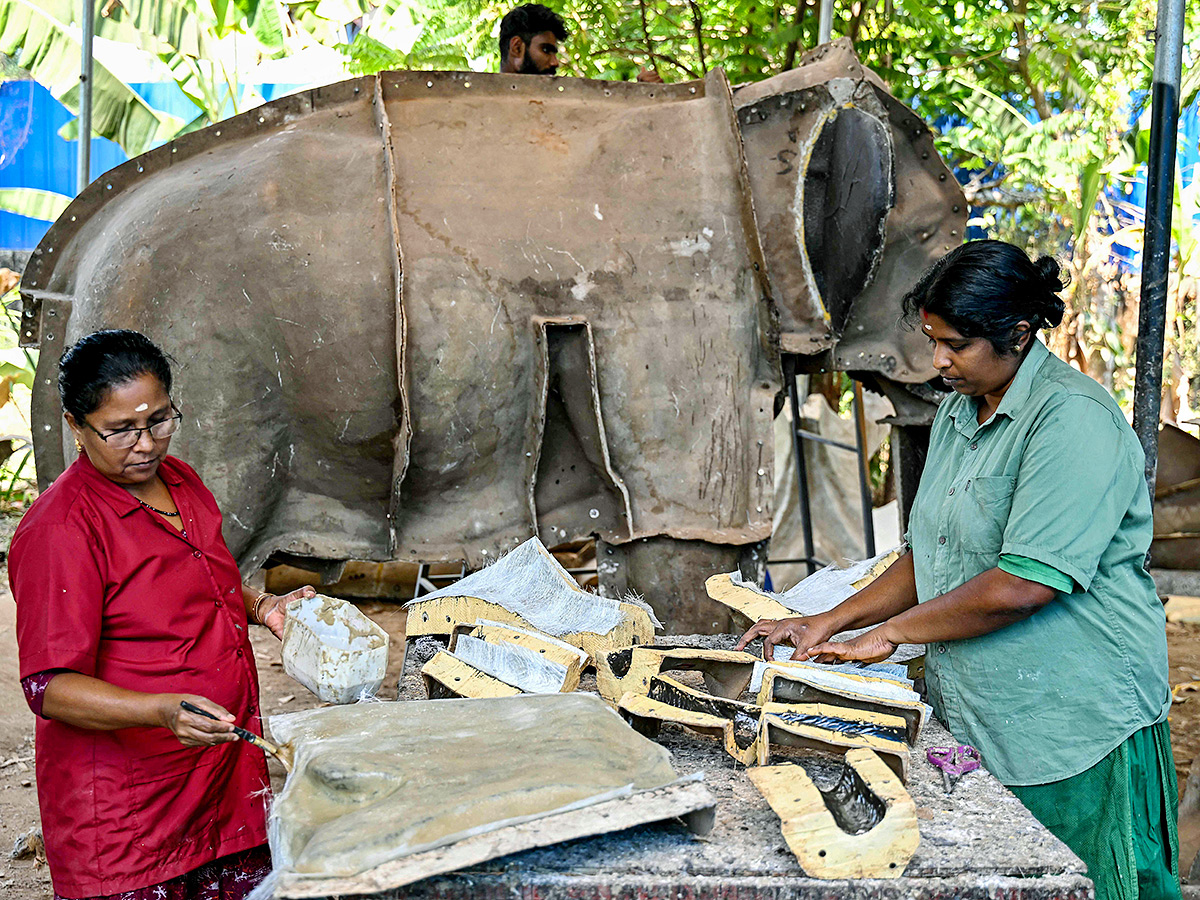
[748, 749, 919, 879]
[421, 651, 522, 699]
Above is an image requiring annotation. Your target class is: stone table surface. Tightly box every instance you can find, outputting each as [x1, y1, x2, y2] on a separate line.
[318, 636, 1092, 899]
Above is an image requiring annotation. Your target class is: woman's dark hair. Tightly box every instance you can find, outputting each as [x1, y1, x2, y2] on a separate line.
[901, 240, 1067, 356]
[58, 330, 173, 421]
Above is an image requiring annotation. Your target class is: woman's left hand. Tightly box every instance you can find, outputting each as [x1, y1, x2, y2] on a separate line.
[259, 586, 317, 640]
[804, 628, 897, 665]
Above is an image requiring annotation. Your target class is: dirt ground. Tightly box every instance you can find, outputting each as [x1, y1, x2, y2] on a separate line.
[3, 541, 1200, 898]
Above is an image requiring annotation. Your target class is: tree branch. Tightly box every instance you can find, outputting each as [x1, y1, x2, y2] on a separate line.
[962, 184, 1043, 209]
[1011, 0, 1051, 119]
[782, 0, 808, 71]
[686, 0, 707, 74]
[848, 0, 876, 43]
[587, 44, 699, 79]
[638, 0, 659, 76]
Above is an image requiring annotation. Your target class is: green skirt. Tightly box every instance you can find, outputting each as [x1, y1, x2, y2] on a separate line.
[1008, 720, 1181, 900]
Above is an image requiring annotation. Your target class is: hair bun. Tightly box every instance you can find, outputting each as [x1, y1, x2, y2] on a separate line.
[1034, 256, 1067, 292]
[1033, 256, 1067, 327]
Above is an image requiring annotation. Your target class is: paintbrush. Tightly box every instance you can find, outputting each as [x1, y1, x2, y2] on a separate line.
[179, 700, 294, 772]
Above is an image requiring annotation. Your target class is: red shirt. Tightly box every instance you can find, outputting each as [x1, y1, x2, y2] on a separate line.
[10, 454, 269, 898]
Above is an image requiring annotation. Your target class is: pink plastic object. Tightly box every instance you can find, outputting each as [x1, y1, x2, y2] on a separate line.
[926, 745, 982, 793]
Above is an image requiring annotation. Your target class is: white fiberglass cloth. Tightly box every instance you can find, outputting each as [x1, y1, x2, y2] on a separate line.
[750, 660, 931, 730]
[732, 545, 923, 662]
[453, 634, 569, 693]
[408, 537, 651, 637]
[757, 655, 911, 685]
[474, 619, 590, 667]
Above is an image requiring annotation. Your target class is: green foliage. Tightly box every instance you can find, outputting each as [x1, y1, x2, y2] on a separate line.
[0, 0, 185, 156]
[0, 187, 73, 222]
[0, 0, 360, 159]
[4, 0, 1199, 424]
[338, 31, 406, 74]
[0, 285, 38, 510]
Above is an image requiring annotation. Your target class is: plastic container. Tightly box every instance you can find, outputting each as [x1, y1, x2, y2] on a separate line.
[281, 594, 389, 704]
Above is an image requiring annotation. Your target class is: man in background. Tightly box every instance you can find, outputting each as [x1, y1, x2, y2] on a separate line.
[498, 3, 662, 81]
[499, 4, 567, 75]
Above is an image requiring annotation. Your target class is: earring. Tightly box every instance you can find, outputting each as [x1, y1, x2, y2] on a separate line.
[74, 438, 82, 452]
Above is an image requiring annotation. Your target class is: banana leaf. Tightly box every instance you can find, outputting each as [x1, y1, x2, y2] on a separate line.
[0, 186, 72, 222]
[0, 0, 183, 156]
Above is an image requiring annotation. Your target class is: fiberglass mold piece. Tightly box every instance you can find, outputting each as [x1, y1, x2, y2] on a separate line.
[20, 43, 965, 620]
[756, 664, 929, 744]
[706, 547, 925, 663]
[733, 38, 966, 373]
[421, 651, 523, 699]
[20, 69, 776, 593]
[749, 751, 919, 878]
[449, 619, 589, 690]
[265, 693, 715, 897]
[758, 701, 911, 781]
[404, 537, 658, 663]
[596, 645, 759, 705]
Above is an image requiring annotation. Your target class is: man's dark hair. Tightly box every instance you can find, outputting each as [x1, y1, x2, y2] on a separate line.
[499, 4, 568, 66]
[59, 329, 174, 421]
[901, 240, 1067, 357]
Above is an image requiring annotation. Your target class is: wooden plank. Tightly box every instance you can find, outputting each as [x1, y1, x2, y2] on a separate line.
[747, 751, 919, 879]
[550, 539, 595, 570]
[275, 779, 717, 898]
[421, 651, 522, 699]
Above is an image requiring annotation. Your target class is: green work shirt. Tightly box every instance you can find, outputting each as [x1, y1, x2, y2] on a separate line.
[908, 340, 1171, 786]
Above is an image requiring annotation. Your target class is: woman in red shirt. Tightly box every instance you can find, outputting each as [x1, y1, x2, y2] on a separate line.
[11, 329, 314, 900]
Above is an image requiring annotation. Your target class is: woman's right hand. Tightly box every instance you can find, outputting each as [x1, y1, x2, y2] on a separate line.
[157, 694, 239, 747]
[734, 613, 840, 661]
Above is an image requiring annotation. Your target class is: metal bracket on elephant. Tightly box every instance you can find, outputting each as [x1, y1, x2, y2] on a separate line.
[30, 296, 70, 489]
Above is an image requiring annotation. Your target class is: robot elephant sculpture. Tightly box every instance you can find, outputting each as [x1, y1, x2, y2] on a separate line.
[19, 40, 962, 632]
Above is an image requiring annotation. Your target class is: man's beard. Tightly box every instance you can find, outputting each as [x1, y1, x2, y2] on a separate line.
[520, 53, 555, 75]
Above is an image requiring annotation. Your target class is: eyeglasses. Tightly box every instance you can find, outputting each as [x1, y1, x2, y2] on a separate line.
[85, 408, 183, 450]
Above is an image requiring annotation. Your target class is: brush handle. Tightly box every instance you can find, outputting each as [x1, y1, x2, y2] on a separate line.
[178, 700, 283, 756]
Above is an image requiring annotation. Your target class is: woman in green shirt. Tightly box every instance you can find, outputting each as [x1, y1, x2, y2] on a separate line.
[738, 240, 1178, 900]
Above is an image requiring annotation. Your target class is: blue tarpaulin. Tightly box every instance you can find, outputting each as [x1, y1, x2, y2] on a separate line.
[0, 80, 302, 251]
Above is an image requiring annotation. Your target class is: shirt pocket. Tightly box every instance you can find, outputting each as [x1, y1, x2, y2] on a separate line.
[127, 744, 230, 853]
[959, 475, 1017, 556]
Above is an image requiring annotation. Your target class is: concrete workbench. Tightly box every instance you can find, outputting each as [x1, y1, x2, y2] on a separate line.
[340, 637, 1092, 900]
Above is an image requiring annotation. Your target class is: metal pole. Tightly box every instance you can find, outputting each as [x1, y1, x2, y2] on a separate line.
[817, 0, 833, 43]
[785, 358, 817, 577]
[852, 380, 877, 558]
[1131, 0, 1185, 500]
[77, 0, 95, 194]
